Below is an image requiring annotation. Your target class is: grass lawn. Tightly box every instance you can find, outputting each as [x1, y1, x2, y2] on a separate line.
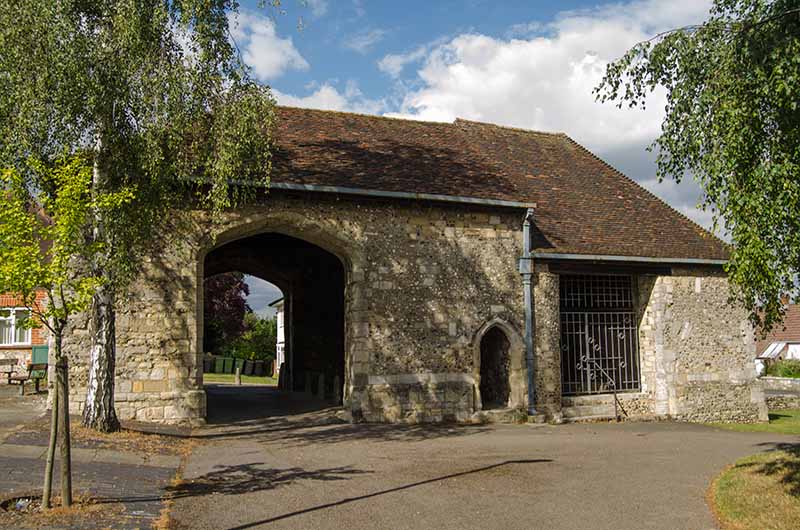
[202, 373, 277, 386]
[710, 409, 800, 436]
[712, 447, 800, 530]
[710, 409, 800, 530]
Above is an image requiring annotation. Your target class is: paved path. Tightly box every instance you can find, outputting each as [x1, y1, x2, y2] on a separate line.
[0, 384, 182, 530]
[171, 385, 798, 530]
[0, 381, 46, 442]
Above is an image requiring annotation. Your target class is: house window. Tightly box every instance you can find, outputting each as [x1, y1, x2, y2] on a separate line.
[0, 308, 32, 346]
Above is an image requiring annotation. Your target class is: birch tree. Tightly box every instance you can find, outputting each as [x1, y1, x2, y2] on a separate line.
[0, 1, 277, 431]
[0, 157, 132, 507]
[595, 0, 800, 332]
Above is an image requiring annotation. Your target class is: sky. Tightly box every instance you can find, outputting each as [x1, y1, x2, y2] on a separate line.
[234, 0, 718, 316]
[243, 276, 281, 319]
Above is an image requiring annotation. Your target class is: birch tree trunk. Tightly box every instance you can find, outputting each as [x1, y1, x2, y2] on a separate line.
[83, 283, 120, 432]
[42, 366, 58, 508]
[56, 356, 72, 507]
[82, 138, 121, 432]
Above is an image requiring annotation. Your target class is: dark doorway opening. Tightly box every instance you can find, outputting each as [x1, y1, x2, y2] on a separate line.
[479, 327, 511, 409]
[202, 232, 346, 422]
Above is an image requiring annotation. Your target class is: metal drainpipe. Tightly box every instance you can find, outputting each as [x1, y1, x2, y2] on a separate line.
[519, 208, 537, 416]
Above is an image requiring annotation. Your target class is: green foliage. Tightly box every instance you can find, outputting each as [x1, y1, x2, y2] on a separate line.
[595, 0, 800, 332]
[222, 312, 277, 361]
[0, 158, 131, 344]
[0, 0, 277, 292]
[203, 272, 251, 352]
[765, 359, 800, 378]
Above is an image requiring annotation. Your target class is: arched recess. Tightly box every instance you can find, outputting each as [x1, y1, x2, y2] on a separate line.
[192, 211, 369, 413]
[472, 318, 526, 411]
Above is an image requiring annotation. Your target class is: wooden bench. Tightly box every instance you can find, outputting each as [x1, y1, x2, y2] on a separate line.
[1, 358, 18, 385]
[10, 363, 48, 396]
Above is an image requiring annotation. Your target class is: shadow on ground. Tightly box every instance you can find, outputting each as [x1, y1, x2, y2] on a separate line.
[166, 462, 372, 497]
[144, 384, 493, 447]
[102, 458, 551, 529]
[211, 459, 552, 530]
[751, 441, 800, 496]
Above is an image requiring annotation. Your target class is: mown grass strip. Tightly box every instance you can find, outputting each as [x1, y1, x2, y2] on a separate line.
[710, 409, 800, 435]
[712, 448, 800, 530]
[202, 373, 277, 386]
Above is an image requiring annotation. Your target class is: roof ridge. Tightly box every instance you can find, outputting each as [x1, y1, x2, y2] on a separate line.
[559, 133, 726, 247]
[277, 105, 455, 127]
[454, 117, 567, 137]
[278, 106, 570, 137]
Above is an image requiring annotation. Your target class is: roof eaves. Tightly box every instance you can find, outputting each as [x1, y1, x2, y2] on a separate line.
[532, 251, 727, 266]
[269, 182, 536, 209]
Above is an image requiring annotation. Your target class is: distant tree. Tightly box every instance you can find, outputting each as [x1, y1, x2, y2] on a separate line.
[595, 0, 800, 332]
[0, 1, 278, 432]
[0, 157, 133, 508]
[204, 273, 251, 354]
[231, 312, 277, 361]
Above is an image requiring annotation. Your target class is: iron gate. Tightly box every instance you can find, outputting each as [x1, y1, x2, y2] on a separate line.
[559, 274, 641, 395]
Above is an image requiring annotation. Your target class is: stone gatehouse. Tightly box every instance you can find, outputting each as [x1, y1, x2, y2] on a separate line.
[62, 107, 768, 424]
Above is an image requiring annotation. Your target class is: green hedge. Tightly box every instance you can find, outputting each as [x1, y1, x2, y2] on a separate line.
[766, 359, 800, 378]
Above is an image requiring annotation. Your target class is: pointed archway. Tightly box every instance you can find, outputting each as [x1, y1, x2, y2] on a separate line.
[472, 318, 526, 412]
[199, 232, 346, 422]
[479, 327, 511, 409]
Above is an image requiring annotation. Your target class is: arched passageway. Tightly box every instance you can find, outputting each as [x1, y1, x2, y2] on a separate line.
[202, 232, 346, 421]
[479, 327, 511, 409]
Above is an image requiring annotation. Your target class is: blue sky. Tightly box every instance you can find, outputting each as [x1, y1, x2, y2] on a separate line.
[235, 0, 717, 316]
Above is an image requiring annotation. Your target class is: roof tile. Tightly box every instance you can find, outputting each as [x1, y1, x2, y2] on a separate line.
[272, 106, 728, 261]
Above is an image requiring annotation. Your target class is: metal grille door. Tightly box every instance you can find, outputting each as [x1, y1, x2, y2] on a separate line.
[559, 274, 640, 395]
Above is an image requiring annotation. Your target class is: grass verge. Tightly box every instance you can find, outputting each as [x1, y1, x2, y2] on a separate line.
[711, 447, 800, 530]
[710, 409, 800, 435]
[202, 373, 277, 385]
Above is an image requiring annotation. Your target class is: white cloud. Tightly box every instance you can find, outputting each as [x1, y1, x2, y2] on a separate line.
[383, 0, 716, 229]
[305, 0, 328, 18]
[344, 28, 386, 54]
[229, 12, 309, 81]
[378, 45, 430, 78]
[275, 80, 385, 115]
[245, 276, 283, 319]
[377, 37, 451, 79]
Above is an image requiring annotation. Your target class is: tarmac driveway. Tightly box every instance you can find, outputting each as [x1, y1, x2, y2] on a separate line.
[171, 385, 796, 530]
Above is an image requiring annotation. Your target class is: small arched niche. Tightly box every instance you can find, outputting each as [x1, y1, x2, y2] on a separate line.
[473, 319, 525, 412]
[479, 327, 512, 409]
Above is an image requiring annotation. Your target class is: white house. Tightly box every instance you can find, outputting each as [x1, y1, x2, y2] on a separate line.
[270, 297, 285, 381]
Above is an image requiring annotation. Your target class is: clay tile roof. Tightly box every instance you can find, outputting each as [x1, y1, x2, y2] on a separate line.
[757, 304, 800, 354]
[272, 106, 728, 261]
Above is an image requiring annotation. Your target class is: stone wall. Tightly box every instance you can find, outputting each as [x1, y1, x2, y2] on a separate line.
[762, 376, 800, 393]
[766, 394, 800, 410]
[62, 192, 528, 424]
[532, 268, 561, 417]
[762, 376, 800, 410]
[58, 191, 767, 425]
[361, 374, 474, 423]
[633, 269, 767, 423]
